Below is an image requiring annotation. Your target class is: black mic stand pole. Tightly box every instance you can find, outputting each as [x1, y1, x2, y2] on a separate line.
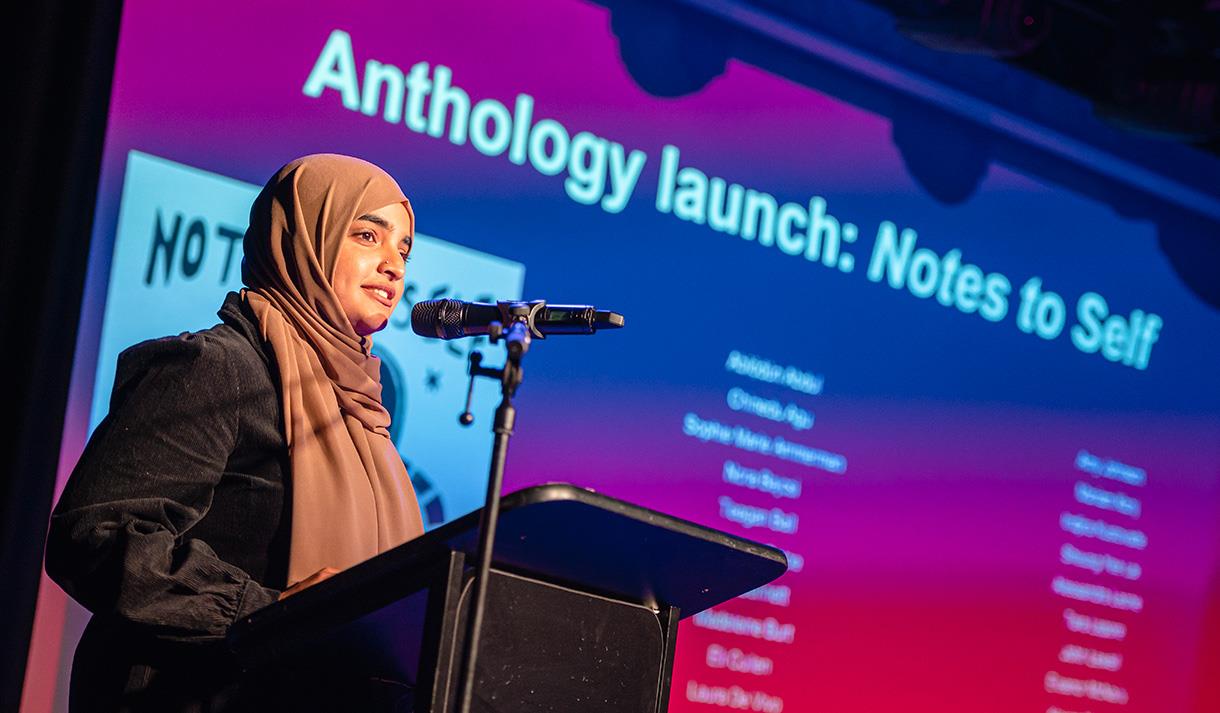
[453, 303, 537, 713]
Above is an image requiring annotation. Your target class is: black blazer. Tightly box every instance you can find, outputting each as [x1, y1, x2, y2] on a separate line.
[47, 292, 291, 711]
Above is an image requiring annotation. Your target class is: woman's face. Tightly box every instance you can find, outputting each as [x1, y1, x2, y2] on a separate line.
[332, 202, 413, 337]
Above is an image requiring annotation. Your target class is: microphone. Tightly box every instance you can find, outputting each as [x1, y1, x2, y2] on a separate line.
[411, 299, 625, 340]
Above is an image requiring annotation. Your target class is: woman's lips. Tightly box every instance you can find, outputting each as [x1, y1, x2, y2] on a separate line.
[363, 285, 395, 308]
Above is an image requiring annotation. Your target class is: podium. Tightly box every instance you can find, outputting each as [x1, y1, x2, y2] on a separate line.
[228, 483, 788, 712]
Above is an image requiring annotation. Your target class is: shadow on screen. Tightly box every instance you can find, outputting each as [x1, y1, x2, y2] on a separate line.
[600, 0, 1220, 310]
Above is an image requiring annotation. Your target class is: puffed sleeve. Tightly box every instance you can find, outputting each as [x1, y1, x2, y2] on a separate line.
[46, 332, 281, 642]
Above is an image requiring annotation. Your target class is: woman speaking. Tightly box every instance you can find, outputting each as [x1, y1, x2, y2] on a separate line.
[46, 154, 424, 711]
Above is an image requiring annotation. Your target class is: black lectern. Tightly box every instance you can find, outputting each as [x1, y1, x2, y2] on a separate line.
[228, 483, 787, 712]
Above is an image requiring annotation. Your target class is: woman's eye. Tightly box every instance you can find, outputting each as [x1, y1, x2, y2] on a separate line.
[356, 230, 377, 243]
[399, 251, 411, 263]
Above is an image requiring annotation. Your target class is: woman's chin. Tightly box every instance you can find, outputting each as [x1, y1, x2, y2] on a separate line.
[353, 314, 390, 337]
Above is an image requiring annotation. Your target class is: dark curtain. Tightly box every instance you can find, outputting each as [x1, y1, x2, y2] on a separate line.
[0, 2, 122, 710]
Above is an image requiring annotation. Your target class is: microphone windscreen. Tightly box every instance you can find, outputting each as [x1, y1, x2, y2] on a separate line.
[411, 299, 465, 339]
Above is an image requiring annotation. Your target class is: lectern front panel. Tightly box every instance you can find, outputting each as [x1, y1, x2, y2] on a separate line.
[439, 569, 670, 713]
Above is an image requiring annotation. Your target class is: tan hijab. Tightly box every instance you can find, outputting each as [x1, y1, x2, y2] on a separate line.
[241, 153, 423, 585]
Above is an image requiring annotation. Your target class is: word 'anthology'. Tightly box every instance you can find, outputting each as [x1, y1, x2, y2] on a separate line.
[304, 29, 1165, 371]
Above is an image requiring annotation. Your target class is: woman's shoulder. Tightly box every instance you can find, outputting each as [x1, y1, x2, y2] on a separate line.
[116, 326, 250, 376]
[113, 296, 272, 395]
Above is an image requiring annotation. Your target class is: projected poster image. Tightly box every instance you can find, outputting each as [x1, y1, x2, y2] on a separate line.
[23, 0, 1220, 712]
[95, 151, 525, 524]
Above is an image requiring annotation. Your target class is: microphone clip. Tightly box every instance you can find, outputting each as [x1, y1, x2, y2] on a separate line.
[490, 300, 549, 342]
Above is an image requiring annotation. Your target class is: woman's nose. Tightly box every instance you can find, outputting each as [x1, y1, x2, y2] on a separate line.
[381, 253, 405, 279]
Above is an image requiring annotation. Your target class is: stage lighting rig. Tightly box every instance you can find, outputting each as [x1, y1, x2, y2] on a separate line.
[1094, 4, 1220, 142]
[889, 0, 1053, 58]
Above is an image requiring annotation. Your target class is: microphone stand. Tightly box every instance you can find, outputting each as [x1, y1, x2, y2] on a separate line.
[453, 302, 538, 713]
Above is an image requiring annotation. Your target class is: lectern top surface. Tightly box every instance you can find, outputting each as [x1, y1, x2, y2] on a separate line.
[241, 483, 788, 631]
[437, 483, 788, 614]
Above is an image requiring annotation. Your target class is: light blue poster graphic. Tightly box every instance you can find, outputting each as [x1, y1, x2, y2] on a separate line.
[92, 151, 526, 527]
